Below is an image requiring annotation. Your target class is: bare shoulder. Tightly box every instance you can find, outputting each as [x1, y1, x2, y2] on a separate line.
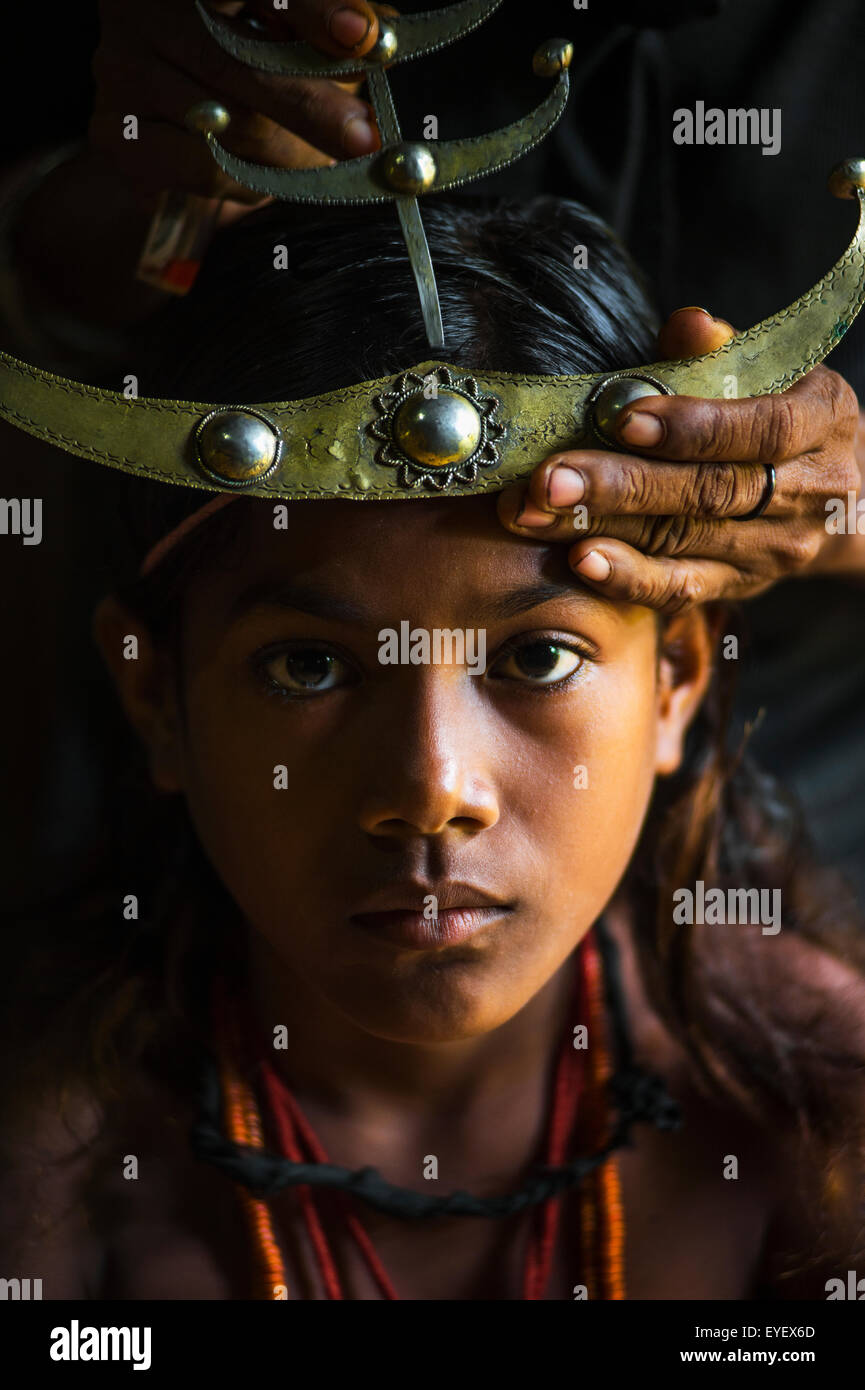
[748, 931, 865, 1298]
[742, 925, 865, 1030]
[0, 1086, 109, 1299]
[0, 1064, 249, 1301]
[608, 907, 865, 1298]
[610, 906, 865, 1107]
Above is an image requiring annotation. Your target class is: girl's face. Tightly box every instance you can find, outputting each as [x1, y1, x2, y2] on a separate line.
[99, 495, 711, 1044]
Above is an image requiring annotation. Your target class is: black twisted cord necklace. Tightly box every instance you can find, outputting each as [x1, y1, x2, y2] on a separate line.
[189, 916, 682, 1219]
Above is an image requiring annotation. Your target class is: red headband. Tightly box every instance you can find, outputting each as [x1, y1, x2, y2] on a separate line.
[138, 494, 238, 577]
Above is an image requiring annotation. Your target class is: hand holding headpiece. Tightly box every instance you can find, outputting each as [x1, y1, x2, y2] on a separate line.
[0, 0, 863, 508]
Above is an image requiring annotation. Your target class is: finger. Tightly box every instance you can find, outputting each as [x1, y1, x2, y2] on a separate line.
[88, 112, 268, 200]
[497, 482, 562, 535]
[90, 69, 335, 202]
[500, 479, 828, 587]
[104, 6, 381, 159]
[496, 481, 716, 549]
[497, 480, 674, 545]
[612, 365, 853, 463]
[244, 0, 381, 56]
[566, 539, 748, 612]
[498, 480, 775, 558]
[93, 41, 379, 163]
[656, 305, 736, 358]
[519, 451, 783, 522]
[91, 47, 343, 168]
[191, 64, 379, 161]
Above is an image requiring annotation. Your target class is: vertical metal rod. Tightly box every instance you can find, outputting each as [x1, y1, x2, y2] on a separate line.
[366, 66, 445, 351]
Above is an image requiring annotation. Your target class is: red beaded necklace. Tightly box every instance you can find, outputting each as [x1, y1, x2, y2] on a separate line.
[214, 928, 625, 1300]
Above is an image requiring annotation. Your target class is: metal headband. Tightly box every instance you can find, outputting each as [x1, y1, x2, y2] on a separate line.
[0, 162, 863, 500]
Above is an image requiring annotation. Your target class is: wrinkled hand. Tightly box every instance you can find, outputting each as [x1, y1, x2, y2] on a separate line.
[92, 0, 386, 206]
[497, 308, 862, 612]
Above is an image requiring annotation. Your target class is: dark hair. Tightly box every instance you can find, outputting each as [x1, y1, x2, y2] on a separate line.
[6, 196, 865, 1264]
[101, 195, 661, 586]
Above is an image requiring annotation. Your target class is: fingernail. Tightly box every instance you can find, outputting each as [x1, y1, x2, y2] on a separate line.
[576, 550, 611, 582]
[619, 411, 664, 447]
[343, 115, 378, 156]
[515, 500, 557, 529]
[329, 6, 371, 48]
[670, 305, 714, 318]
[547, 466, 585, 507]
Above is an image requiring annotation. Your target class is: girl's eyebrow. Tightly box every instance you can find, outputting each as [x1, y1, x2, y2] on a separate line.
[229, 580, 367, 624]
[228, 577, 614, 627]
[487, 581, 611, 622]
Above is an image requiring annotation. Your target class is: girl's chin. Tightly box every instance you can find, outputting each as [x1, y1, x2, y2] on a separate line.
[320, 977, 532, 1046]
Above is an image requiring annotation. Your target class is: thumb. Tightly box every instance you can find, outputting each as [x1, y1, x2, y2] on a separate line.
[657, 306, 737, 359]
[245, 0, 381, 55]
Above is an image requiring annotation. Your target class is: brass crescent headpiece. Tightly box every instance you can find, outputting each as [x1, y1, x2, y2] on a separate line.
[1, 0, 864, 507]
[0, 160, 864, 501]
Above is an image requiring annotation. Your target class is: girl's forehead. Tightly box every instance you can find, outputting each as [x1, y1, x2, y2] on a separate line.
[255, 492, 502, 538]
[185, 494, 645, 638]
[215, 493, 556, 593]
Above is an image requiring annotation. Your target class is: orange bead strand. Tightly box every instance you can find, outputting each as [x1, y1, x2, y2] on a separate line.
[583, 930, 627, 1300]
[214, 927, 626, 1300]
[219, 1042, 289, 1300]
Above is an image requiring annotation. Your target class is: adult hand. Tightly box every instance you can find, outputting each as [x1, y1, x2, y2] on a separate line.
[11, 1, 389, 329]
[91, 0, 385, 205]
[497, 308, 863, 612]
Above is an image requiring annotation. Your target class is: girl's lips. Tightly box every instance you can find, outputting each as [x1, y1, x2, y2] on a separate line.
[350, 905, 512, 949]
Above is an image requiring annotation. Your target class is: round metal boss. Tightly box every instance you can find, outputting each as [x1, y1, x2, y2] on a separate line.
[379, 142, 437, 195]
[828, 156, 865, 199]
[195, 409, 282, 485]
[591, 377, 666, 443]
[393, 390, 482, 468]
[185, 101, 231, 136]
[368, 18, 399, 63]
[532, 39, 574, 77]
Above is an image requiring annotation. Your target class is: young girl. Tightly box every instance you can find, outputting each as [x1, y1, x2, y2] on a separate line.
[3, 196, 864, 1301]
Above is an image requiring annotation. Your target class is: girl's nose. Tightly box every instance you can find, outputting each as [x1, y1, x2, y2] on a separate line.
[355, 669, 500, 840]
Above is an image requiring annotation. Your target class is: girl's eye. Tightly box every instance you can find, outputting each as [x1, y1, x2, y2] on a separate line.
[261, 647, 352, 695]
[491, 641, 584, 685]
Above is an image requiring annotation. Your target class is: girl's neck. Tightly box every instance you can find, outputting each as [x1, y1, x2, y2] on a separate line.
[243, 928, 581, 1127]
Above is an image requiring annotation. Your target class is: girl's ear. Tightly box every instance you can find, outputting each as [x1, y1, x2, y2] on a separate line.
[91, 596, 185, 793]
[654, 606, 719, 776]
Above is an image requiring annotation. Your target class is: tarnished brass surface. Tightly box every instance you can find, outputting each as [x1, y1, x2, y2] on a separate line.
[193, 0, 502, 77]
[198, 69, 570, 204]
[1, 187, 863, 501]
[642, 186, 865, 398]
